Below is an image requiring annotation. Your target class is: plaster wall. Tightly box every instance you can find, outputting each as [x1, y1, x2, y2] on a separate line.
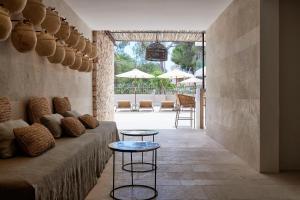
[279, 0, 300, 170]
[206, 0, 261, 170]
[0, 0, 93, 120]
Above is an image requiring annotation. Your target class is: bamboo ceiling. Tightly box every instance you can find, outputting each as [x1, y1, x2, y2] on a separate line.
[108, 31, 205, 42]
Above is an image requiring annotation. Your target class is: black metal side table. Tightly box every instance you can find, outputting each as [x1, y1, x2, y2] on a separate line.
[120, 130, 159, 173]
[108, 141, 160, 200]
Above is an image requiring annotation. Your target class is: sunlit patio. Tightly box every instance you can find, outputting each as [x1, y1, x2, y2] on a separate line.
[115, 106, 196, 130]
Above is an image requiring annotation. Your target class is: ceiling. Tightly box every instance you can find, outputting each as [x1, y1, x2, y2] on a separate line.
[64, 0, 232, 31]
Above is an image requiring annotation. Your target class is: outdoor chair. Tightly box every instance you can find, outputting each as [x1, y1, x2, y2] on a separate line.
[116, 100, 132, 111]
[175, 94, 196, 128]
[160, 100, 175, 111]
[139, 100, 154, 111]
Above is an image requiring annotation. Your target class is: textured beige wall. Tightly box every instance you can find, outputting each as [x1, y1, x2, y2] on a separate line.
[0, 0, 93, 120]
[206, 0, 261, 170]
[279, 0, 300, 170]
[93, 32, 114, 121]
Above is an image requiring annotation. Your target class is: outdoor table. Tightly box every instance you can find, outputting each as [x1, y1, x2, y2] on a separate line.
[120, 130, 159, 172]
[109, 141, 160, 200]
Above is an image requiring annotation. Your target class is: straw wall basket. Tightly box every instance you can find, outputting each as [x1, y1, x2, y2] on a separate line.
[55, 18, 70, 40]
[35, 31, 56, 56]
[86, 60, 93, 72]
[69, 51, 82, 70]
[82, 39, 91, 56]
[0, 0, 27, 14]
[11, 20, 37, 52]
[65, 26, 79, 47]
[48, 41, 65, 64]
[79, 55, 89, 72]
[89, 43, 97, 59]
[0, 6, 12, 41]
[22, 0, 46, 26]
[41, 7, 61, 34]
[62, 46, 75, 66]
[75, 35, 86, 52]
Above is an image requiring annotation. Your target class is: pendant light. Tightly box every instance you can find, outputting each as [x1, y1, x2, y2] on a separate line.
[145, 32, 168, 61]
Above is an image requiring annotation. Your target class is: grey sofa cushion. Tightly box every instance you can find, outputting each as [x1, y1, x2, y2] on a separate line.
[0, 120, 29, 158]
[62, 110, 81, 118]
[40, 114, 64, 138]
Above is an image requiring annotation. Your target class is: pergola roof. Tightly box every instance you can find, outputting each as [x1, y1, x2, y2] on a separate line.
[108, 31, 205, 42]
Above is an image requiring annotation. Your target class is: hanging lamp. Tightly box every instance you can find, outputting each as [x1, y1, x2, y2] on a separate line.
[145, 32, 168, 61]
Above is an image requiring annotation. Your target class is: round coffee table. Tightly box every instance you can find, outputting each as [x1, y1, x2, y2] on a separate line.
[109, 141, 160, 200]
[120, 130, 159, 173]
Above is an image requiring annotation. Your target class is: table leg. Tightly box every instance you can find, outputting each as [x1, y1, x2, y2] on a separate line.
[152, 135, 155, 169]
[122, 135, 124, 166]
[154, 149, 157, 190]
[131, 152, 133, 186]
[112, 151, 115, 198]
[142, 136, 144, 163]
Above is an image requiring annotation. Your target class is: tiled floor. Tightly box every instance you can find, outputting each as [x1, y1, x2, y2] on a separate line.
[86, 129, 300, 200]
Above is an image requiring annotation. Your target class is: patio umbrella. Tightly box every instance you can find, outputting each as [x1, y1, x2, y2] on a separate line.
[116, 69, 154, 110]
[180, 77, 202, 94]
[158, 69, 194, 93]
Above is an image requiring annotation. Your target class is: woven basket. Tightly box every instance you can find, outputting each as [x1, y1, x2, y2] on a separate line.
[47, 41, 65, 64]
[11, 20, 37, 53]
[0, 0, 27, 14]
[0, 97, 11, 122]
[35, 31, 56, 56]
[89, 43, 97, 59]
[41, 7, 61, 34]
[27, 97, 51, 124]
[75, 35, 86, 52]
[79, 55, 89, 72]
[0, 6, 12, 41]
[22, 0, 46, 26]
[86, 60, 93, 72]
[14, 123, 55, 157]
[65, 26, 79, 48]
[62, 46, 75, 66]
[82, 38, 91, 56]
[54, 18, 70, 40]
[69, 51, 82, 70]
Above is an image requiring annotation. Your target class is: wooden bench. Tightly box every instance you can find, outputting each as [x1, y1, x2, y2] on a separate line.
[160, 100, 175, 110]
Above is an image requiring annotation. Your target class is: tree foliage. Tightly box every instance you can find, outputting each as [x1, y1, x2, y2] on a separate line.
[171, 42, 196, 73]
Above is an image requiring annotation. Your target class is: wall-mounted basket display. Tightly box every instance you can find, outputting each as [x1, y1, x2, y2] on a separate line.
[22, 0, 46, 26]
[54, 18, 70, 40]
[78, 55, 89, 72]
[75, 35, 86, 52]
[48, 41, 65, 64]
[89, 43, 97, 59]
[69, 51, 82, 70]
[0, 0, 27, 14]
[11, 20, 37, 53]
[86, 59, 93, 72]
[82, 38, 91, 56]
[0, 6, 12, 41]
[35, 30, 56, 56]
[65, 26, 79, 47]
[62, 46, 75, 66]
[41, 7, 61, 34]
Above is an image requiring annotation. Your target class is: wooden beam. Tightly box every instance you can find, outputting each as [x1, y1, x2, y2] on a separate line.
[104, 31, 116, 45]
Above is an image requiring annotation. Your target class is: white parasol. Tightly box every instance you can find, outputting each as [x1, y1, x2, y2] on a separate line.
[116, 69, 154, 110]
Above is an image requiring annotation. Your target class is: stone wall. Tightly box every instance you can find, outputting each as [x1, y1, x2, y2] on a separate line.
[206, 0, 261, 170]
[93, 32, 114, 121]
[0, 0, 93, 120]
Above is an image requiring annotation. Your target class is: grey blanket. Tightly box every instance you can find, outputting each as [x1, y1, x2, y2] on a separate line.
[0, 121, 118, 200]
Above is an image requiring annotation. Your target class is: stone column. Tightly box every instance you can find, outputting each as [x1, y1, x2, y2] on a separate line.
[92, 31, 114, 121]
